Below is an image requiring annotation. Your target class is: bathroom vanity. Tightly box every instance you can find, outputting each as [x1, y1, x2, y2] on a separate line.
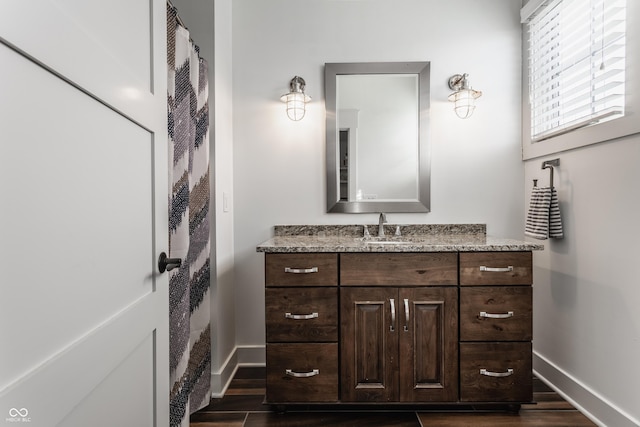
[256, 224, 543, 410]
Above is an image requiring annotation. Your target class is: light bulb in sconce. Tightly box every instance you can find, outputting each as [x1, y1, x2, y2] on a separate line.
[280, 76, 311, 121]
[447, 73, 482, 119]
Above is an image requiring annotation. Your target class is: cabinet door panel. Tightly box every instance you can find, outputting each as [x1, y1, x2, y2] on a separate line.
[399, 288, 458, 402]
[341, 288, 398, 402]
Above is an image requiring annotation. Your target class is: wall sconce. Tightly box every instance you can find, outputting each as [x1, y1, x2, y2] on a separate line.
[447, 73, 482, 119]
[280, 76, 311, 121]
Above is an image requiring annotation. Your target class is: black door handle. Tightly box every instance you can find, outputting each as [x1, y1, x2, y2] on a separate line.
[158, 252, 182, 273]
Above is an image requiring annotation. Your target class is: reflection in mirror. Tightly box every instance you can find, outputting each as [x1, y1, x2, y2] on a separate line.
[338, 74, 419, 202]
[325, 62, 430, 213]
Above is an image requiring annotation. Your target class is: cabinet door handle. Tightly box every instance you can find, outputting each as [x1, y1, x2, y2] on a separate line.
[479, 311, 514, 319]
[285, 312, 319, 320]
[403, 298, 409, 332]
[480, 368, 514, 377]
[284, 267, 319, 274]
[285, 369, 319, 378]
[389, 298, 396, 332]
[479, 265, 514, 273]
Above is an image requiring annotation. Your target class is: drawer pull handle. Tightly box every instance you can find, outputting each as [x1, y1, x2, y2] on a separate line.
[480, 311, 514, 319]
[390, 298, 396, 332]
[285, 369, 319, 378]
[403, 298, 409, 332]
[480, 368, 514, 378]
[285, 312, 319, 320]
[284, 267, 319, 274]
[480, 265, 514, 273]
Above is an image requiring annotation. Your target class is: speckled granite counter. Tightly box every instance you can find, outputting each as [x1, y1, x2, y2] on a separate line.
[256, 224, 543, 253]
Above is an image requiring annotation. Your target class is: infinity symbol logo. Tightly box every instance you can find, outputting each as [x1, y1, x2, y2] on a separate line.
[9, 408, 29, 417]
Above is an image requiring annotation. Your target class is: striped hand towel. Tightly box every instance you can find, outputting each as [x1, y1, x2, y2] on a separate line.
[525, 187, 563, 240]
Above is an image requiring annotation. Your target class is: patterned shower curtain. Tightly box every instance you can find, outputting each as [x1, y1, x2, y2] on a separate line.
[167, 5, 211, 426]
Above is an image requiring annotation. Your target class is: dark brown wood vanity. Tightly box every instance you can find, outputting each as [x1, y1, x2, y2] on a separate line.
[257, 225, 542, 411]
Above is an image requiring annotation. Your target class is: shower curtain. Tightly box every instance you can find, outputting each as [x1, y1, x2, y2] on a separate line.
[167, 5, 211, 426]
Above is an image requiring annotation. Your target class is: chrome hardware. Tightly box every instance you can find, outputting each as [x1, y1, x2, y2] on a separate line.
[480, 311, 514, 319]
[285, 369, 319, 378]
[285, 312, 319, 320]
[378, 213, 387, 237]
[158, 252, 181, 273]
[479, 265, 514, 273]
[284, 267, 319, 274]
[480, 368, 514, 378]
[403, 298, 409, 332]
[390, 298, 396, 332]
[542, 158, 560, 188]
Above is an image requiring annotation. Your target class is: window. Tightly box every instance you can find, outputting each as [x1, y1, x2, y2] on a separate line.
[525, 0, 626, 142]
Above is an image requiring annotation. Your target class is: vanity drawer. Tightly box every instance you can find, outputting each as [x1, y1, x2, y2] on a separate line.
[266, 343, 339, 402]
[266, 253, 338, 286]
[460, 287, 532, 341]
[459, 252, 532, 286]
[340, 253, 457, 286]
[266, 287, 338, 342]
[460, 342, 532, 402]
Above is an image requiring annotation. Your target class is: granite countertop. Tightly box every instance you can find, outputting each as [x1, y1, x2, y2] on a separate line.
[256, 224, 544, 253]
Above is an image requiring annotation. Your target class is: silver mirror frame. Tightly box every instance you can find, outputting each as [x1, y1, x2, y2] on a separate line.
[325, 62, 431, 213]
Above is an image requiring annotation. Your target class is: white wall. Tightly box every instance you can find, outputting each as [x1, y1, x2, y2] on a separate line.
[232, 0, 524, 354]
[525, 135, 640, 426]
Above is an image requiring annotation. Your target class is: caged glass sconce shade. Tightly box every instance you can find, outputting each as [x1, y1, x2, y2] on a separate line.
[280, 76, 311, 121]
[447, 73, 482, 119]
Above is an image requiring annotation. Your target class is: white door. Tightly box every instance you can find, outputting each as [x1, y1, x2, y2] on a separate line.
[0, 1, 169, 426]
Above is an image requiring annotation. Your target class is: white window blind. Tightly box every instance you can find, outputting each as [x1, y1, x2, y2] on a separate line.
[526, 0, 626, 141]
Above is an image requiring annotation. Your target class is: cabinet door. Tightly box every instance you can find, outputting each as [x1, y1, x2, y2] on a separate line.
[399, 287, 459, 402]
[340, 288, 398, 402]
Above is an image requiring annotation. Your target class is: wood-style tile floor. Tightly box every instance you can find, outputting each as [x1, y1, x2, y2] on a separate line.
[190, 367, 596, 427]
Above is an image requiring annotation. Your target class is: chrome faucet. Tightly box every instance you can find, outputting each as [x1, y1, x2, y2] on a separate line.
[378, 213, 387, 237]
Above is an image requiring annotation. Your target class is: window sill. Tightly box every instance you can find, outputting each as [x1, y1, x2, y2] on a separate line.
[521, 113, 640, 160]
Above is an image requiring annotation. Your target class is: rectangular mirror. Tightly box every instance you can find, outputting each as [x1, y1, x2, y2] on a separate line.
[325, 62, 431, 213]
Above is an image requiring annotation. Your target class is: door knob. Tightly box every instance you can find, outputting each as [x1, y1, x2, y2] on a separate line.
[158, 252, 181, 273]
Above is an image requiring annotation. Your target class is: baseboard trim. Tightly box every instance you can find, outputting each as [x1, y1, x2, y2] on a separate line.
[210, 348, 238, 398]
[209, 345, 265, 398]
[533, 351, 639, 427]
